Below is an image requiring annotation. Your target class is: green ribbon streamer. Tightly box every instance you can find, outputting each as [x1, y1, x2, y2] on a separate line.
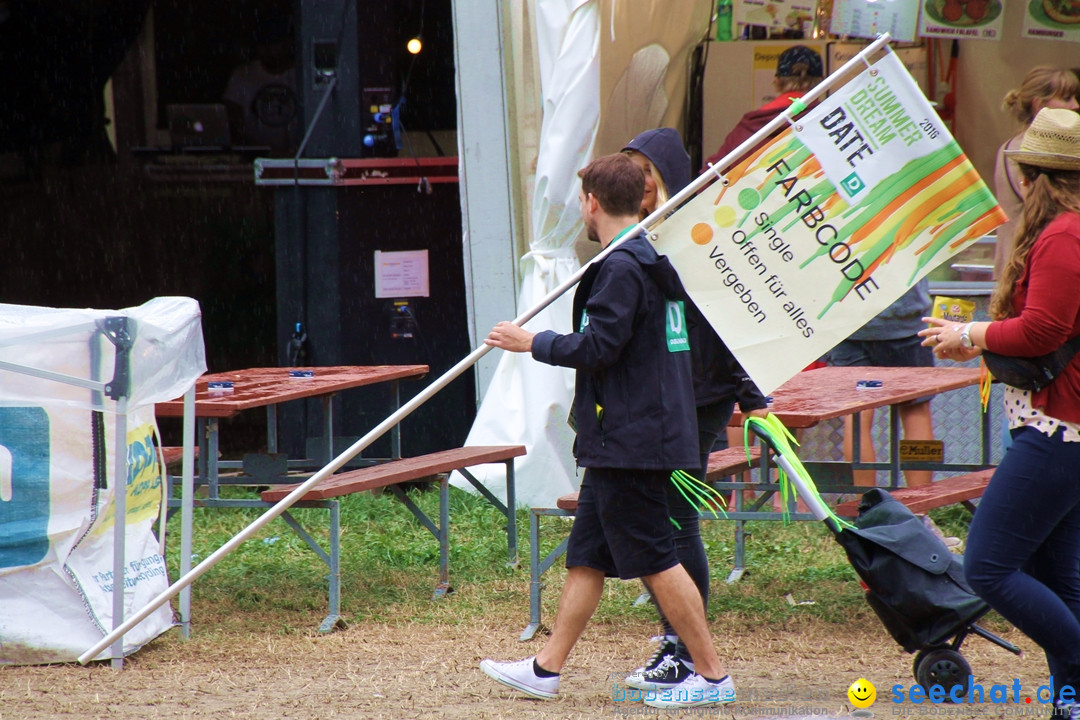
[744, 413, 856, 530]
[666, 412, 855, 531]
[668, 468, 728, 520]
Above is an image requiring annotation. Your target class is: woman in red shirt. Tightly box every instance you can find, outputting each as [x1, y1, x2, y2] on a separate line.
[922, 107, 1080, 719]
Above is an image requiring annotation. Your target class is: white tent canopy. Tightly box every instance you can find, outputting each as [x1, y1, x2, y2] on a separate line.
[453, 0, 710, 508]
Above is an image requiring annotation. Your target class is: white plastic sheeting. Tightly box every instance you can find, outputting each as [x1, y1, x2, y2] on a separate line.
[453, 0, 709, 508]
[451, 0, 599, 509]
[0, 297, 205, 664]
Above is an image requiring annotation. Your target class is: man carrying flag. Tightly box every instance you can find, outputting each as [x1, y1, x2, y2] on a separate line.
[479, 153, 736, 709]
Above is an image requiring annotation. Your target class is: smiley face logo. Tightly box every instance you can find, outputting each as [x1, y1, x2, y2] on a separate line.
[848, 678, 876, 708]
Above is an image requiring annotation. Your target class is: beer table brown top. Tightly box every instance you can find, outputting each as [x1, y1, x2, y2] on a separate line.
[730, 365, 982, 429]
[155, 365, 430, 418]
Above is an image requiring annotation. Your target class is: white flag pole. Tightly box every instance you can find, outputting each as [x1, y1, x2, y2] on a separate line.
[79, 33, 893, 665]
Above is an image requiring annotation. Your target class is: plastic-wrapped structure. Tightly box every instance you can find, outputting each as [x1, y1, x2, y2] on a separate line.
[0, 297, 205, 665]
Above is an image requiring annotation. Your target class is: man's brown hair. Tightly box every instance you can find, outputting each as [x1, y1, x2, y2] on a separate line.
[577, 153, 645, 217]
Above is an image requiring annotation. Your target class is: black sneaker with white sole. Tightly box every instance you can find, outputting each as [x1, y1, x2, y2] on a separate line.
[624, 637, 676, 689]
[625, 643, 695, 691]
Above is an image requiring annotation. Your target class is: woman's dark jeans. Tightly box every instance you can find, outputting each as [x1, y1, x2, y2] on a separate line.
[965, 425, 1080, 688]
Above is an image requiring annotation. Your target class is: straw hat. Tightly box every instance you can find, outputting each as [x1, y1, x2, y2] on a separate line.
[1005, 107, 1080, 171]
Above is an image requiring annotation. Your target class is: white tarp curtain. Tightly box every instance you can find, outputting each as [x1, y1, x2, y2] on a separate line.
[452, 0, 710, 508]
[0, 296, 206, 664]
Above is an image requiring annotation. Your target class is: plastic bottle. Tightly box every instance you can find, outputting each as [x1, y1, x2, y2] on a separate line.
[715, 0, 733, 41]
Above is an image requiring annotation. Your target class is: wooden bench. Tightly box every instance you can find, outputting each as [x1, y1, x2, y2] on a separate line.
[159, 445, 198, 467]
[549, 445, 764, 514]
[521, 445, 764, 640]
[260, 445, 526, 623]
[834, 468, 995, 518]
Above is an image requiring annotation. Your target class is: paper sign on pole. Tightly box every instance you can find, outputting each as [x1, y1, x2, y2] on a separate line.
[653, 51, 1005, 395]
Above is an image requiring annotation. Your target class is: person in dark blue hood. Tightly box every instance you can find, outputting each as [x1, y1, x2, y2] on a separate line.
[621, 128, 769, 692]
[621, 127, 690, 216]
[480, 153, 736, 709]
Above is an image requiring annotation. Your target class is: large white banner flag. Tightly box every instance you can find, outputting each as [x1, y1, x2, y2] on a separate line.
[654, 51, 1005, 394]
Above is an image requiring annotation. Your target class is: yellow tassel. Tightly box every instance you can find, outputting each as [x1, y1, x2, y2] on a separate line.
[979, 359, 992, 412]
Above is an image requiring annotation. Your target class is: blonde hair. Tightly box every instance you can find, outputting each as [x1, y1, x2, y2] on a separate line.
[991, 166, 1080, 319]
[650, 158, 670, 210]
[1002, 67, 1080, 127]
[621, 150, 670, 220]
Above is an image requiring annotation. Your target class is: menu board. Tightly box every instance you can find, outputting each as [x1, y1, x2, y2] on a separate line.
[734, 0, 816, 33]
[917, 0, 1005, 39]
[830, 0, 920, 42]
[1022, 0, 1080, 42]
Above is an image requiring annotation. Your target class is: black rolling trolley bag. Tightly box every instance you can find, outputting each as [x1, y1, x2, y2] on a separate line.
[835, 488, 987, 653]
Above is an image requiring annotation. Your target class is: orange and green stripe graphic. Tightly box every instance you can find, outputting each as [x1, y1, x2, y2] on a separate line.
[696, 128, 1004, 319]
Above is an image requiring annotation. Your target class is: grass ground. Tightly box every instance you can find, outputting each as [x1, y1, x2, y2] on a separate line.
[165, 484, 977, 631]
[1, 486, 1033, 719]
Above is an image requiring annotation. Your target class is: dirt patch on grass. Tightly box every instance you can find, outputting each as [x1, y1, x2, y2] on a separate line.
[0, 608, 1043, 719]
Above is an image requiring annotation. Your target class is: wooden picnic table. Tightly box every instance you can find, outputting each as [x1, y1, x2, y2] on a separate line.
[721, 365, 993, 581]
[730, 365, 983, 428]
[155, 365, 429, 418]
[157, 365, 429, 635]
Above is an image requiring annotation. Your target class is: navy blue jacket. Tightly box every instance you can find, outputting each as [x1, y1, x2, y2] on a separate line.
[532, 232, 699, 470]
[687, 302, 769, 412]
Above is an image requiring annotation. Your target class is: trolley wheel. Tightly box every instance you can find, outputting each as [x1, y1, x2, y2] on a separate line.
[914, 647, 972, 703]
[912, 645, 950, 679]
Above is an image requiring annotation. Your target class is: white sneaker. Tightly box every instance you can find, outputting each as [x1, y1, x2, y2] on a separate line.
[643, 673, 736, 708]
[480, 656, 559, 700]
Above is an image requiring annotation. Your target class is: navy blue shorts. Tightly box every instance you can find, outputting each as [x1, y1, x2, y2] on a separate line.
[565, 467, 680, 580]
[828, 335, 934, 404]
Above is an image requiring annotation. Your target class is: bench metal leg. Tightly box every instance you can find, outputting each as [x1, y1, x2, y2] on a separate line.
[521, 507, 571, 641]
[389, 480, 453, 599]
[727, 469, 747, 584]
[725, 454, 771, 584]
[457, 462, 519, 567]
[276, 501, 347, 633]
[320, 501, 346, 633]
[522, 508, 544, 641]
[436, 474, 451, 598]
[505, 459, 518, 566]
